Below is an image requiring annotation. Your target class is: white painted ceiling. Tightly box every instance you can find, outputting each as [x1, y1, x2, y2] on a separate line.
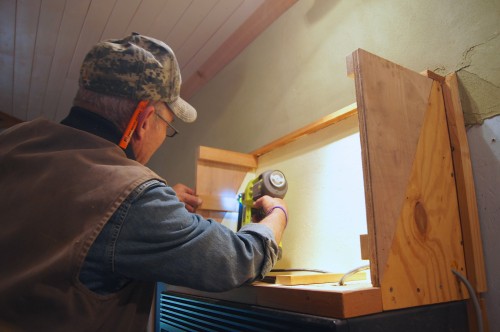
[0, 0, 295, 126]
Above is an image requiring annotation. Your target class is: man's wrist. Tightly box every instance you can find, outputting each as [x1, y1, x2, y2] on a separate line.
[266, 206, 288, 227]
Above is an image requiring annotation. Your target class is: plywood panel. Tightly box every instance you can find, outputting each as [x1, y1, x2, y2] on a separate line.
[349, 49, 467, 310]
[196, 146, 255, 223]
[198, 145, 257, 168]
[380, 81, 466, 309]
[348, 49, 433, 286]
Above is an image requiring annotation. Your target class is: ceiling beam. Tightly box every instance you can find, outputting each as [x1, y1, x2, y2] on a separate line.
[181, 0, 298, 100]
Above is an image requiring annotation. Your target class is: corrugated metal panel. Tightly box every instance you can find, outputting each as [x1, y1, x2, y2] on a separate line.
[157, 289, 344, 332]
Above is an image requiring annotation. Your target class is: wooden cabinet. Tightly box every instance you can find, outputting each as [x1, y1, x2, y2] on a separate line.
[167, 49, 486, 327]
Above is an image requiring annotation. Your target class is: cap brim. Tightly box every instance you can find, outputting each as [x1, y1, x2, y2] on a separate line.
[168, 97, 197, 123]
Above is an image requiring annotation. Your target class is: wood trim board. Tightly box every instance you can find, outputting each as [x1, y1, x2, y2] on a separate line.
[251, 103, 357, 157]
[441, 73, 487, 293]
[270, 272, 367, 286]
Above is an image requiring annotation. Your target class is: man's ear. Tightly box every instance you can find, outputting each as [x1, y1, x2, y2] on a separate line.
[134, 104, 156, 141]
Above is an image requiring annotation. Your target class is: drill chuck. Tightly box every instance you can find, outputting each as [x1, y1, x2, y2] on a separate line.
[252, 170, 288, 200]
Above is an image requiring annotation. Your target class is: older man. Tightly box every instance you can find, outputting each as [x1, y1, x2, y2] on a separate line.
[0, 33, 288, 331]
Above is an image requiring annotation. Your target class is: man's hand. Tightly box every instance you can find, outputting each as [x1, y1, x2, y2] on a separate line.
[172, 183, 202, 213]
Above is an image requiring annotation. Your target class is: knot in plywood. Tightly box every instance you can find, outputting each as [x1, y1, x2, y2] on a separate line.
[414, 201, 429, 237]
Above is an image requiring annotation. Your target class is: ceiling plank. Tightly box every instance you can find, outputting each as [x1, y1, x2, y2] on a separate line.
[181, 0, 298, 100]
[147, 0, 191, 43]
[101, 0, 142, 39]
[175, 0, 243, 69]
[164, 0, 218, 52]
[13, 0, 41, 120]
[8, 0, 294, 122]
[26, 0, 66, 120]
[180, 0, 264, 80]
[66, 0, 118, 81]
[0, 0, 16, 115]
[125, 0, 172, 38]
[56, 0, 120, 120]
[40, 0, 91, 120]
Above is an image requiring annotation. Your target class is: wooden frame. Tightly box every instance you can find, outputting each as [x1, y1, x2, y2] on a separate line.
[170, 49, 486, 322]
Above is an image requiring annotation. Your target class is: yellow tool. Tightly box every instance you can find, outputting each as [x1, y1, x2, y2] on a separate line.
[237, 170, 288, 259]
[237, 170, 288, 228]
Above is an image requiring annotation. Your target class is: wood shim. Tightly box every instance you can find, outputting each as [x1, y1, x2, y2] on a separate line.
[273, 272, 367, 286]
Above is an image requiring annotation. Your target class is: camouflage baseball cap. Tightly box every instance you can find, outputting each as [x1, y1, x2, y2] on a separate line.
[79, 32, 196, 123]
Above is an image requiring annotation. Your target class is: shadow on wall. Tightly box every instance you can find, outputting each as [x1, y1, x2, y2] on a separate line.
[306, 0, 341, 23]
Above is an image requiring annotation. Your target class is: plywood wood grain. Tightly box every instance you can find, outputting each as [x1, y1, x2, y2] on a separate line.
[380, 81, 467, 309]
[196, 146, 255, 222]
[273, 272, 367, 286]
[198, 145, 257, 168]
[168, 283, 382, 319]
[348, 49, 434, 288]
[349, 49, 468, 310]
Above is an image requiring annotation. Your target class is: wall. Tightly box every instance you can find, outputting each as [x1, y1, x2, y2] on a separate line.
[148, 0, 500, 326]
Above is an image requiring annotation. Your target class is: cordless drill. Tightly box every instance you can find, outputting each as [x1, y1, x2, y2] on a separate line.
[237, 170, 288, 229]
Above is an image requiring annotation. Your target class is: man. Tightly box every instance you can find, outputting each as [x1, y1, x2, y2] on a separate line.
[0, 33, 288, 331]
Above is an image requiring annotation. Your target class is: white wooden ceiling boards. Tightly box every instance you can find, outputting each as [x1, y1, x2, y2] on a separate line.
[0, 0, 296, 125]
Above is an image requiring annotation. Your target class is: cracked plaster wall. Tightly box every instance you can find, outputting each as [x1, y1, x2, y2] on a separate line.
[454, 33, 500, 125]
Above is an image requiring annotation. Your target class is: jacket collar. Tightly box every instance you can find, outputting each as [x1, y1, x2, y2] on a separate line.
[60, 107, 136, 160]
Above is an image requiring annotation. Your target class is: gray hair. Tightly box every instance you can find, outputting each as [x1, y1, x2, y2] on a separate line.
[73, 88, 137, 131]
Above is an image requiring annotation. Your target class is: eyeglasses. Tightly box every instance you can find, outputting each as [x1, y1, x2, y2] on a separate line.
[155, 112, 179, 138]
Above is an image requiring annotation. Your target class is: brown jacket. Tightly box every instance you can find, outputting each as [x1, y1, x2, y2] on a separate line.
[0, 119, 162, 331]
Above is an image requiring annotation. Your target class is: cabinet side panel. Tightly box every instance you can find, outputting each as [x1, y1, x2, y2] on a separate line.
[350, 49, 434, 286]
[350, 49, 466, 310]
